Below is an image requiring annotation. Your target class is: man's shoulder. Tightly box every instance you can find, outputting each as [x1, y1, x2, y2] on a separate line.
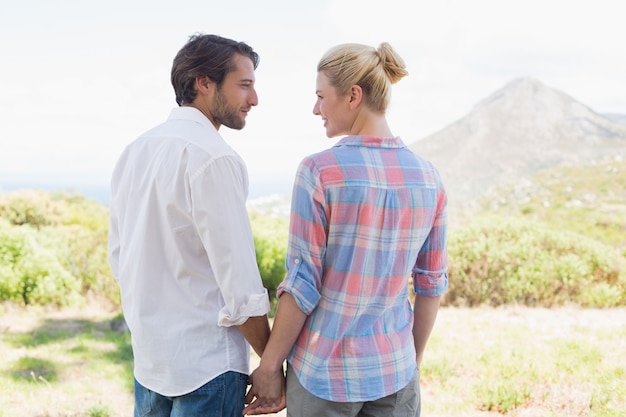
[132, 119, 231, 155]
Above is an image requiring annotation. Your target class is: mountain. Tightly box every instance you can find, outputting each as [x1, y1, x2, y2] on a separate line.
[410, 77, 626, 209]
[603, 113, 626, 125]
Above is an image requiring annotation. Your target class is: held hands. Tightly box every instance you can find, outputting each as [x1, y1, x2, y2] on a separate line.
[243, 365, 286, 415]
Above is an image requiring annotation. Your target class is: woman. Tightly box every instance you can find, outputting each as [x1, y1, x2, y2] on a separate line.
[245, 42, 448, 417]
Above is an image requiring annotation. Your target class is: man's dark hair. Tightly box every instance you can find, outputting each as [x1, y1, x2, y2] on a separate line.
[171, 33, 260, 106]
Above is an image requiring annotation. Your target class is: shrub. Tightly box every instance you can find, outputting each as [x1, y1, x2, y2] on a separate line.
[2, 188, 624, 311]
[249, 211, 289, 308]
[0, 225, 82, 306]
[39, 225, 119, 305]
[0, 191, 113, 307]
[445, 215, 625, 307]
[0, 190, 64, 228]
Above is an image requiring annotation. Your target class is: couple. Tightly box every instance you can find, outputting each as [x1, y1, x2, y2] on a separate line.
[108, 33, 448, 417]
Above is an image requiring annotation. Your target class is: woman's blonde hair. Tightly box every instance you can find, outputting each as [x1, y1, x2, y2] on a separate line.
[317, 42, 408, 112]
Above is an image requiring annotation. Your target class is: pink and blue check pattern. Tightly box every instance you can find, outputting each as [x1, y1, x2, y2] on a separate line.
[277, 135, 448, 402]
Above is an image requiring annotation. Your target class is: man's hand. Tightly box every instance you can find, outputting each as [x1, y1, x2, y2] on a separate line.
[243, 365, 286, 415]
[242, 293, 307, 415]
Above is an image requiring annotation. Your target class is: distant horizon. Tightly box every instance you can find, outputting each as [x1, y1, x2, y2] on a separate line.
[0, 175, 294, 206]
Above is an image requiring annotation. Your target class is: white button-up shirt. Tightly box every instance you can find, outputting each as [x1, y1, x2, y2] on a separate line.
[108, 106, 269, 396]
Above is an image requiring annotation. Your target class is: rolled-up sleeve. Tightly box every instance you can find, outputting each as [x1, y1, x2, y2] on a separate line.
[218, 289, 270, 326]
[277, 158, 327, 315]
[278, 255, 321, 315]
[412, 185, 449, 296]
[192, 154, 270, 326]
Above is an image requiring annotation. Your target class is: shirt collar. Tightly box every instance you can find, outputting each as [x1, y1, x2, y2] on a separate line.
[168, 106, 217, 132]
[333, 135, 407, 149]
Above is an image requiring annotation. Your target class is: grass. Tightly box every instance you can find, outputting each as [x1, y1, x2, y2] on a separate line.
[477, 158, 626, 253]
[1, 304, 625, 417]
[421, 306, 626, 416]
[0, 303, 133, 417]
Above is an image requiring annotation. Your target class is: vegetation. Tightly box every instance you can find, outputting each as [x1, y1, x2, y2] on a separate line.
[249, 210, 288, 314]
[0, 191, 292, 311]
[1, 157, 625, 416]
[0, 190, 113, 307]
[0, 305, 624, 416]
[421, 306, 626, 416]
[444, 156, 626, 307]
[0, 306, 133, 417]
[479, 156, 626, 253]
[1, 157, 625, 310]
[446, 215, 625, 307]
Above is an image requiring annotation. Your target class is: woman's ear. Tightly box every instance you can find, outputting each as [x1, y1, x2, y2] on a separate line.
[348, 85, 363, 109]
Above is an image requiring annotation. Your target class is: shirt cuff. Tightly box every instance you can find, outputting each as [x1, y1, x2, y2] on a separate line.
[218, 289, 271, 327]
[413, 271, 448, 297]
[277, 277, 320, 315]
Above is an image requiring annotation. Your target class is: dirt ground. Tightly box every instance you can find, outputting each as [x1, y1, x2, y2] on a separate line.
[0, 302, 284, 417]
[1, 304, 625, 417]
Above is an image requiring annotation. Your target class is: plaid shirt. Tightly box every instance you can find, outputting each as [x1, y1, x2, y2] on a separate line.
[277, 135, 448, 402]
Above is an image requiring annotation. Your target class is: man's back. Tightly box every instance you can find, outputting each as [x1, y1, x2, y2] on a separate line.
[108, 107, 267, 396]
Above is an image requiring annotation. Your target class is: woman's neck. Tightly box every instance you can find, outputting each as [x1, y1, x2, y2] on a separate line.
[351, 111, 393, 138]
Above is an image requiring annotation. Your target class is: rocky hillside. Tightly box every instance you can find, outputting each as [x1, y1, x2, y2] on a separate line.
[410, 77, 626, 208]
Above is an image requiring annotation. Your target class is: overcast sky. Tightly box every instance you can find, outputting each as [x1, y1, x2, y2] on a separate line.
[1, 0, 624, 199]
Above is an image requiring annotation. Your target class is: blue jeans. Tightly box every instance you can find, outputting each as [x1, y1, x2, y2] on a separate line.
[134, 371, 248, 417]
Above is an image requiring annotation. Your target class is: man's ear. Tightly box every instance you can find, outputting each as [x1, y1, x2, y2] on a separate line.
[348, 85, 363, 109]
[195, 76, 214, 96]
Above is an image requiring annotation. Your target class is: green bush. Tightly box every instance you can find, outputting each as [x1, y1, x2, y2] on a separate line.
[50, 193, 118, 303]
[0, 225, 82, 306]
[0, 190, 290, 309]
[0, 190, 63, 228]
[40, 224, 119, 305]
[2, 188, 624, 311]
[446, 215, 626, 307]
[0, 191, 114, 307]
[249, 211, 289, 308]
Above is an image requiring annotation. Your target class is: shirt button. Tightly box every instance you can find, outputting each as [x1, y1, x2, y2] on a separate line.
[294, 259, 300, 264]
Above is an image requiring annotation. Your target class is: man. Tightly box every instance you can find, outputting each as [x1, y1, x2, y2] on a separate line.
[108, 33, 277, 416]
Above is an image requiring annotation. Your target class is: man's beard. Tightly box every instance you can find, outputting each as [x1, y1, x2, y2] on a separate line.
[212, 88, 246, 130]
